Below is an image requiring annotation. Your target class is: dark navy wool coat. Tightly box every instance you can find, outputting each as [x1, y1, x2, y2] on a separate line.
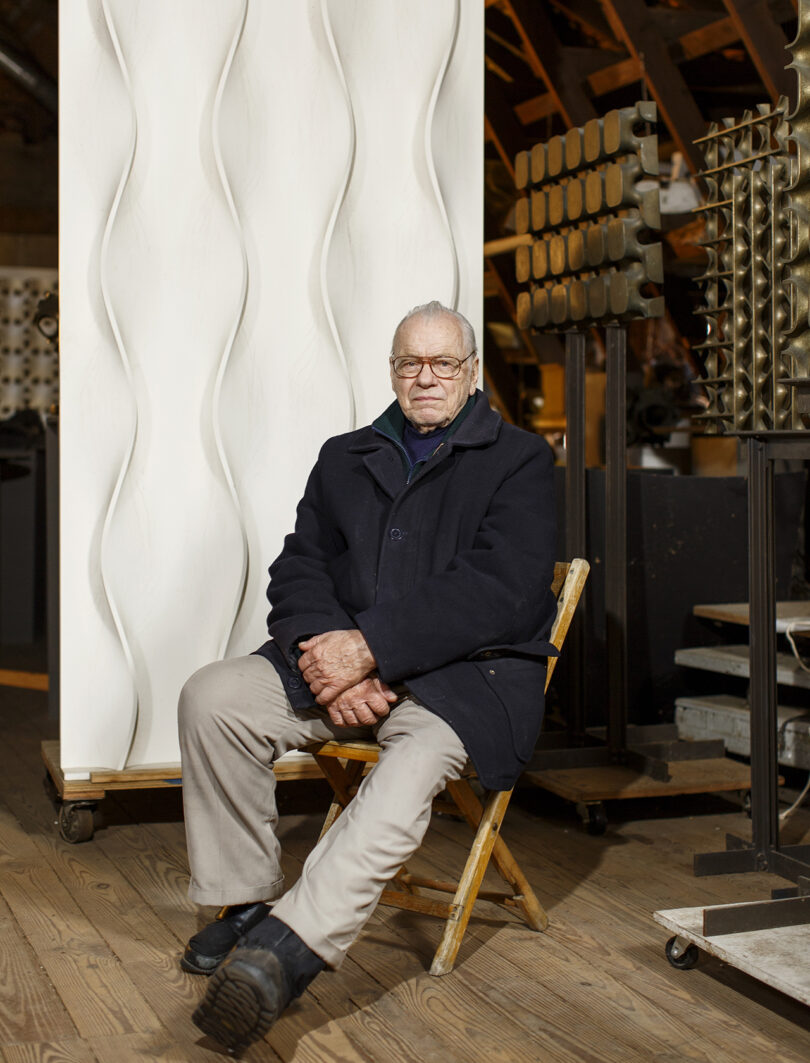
[255, 391, 557, 789]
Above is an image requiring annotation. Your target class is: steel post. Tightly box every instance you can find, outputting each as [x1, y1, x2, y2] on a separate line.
[605, 324, 627, 756]
[565, 331, 586, 735]
[747, 438, 779, 864]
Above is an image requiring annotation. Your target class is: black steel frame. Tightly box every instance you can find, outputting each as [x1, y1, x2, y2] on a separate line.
[694, 435, 810, 893]
[536, 325, 681, 777]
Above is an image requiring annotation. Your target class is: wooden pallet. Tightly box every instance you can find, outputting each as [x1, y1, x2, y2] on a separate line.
[655, 904, 810, 1006]
[525, 757, 751, 803]
[42, 739, 327, 843]
[41, 739, 322, 802]
[524, 757, 752, 833]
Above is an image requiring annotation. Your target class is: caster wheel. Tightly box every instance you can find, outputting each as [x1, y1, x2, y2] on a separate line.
[665, 936, 699, 970]
[58, 802, 95, 843]
[576, 801, 607, 836]
[582, 803, 603, 837]
[586, 805, 607, 836]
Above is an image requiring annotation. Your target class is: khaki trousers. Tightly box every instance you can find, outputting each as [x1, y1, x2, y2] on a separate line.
[178, 654, 468, 968]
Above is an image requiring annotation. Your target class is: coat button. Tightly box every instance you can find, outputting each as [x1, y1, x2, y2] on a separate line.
[389, 527, 403, 541]
[288, 676, 302, 690]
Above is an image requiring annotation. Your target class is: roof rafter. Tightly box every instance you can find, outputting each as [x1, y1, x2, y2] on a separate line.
[500, 0, 599, 125]
[515, 15, 742, 127]
[599, 0, 708, 172]
[721, 0, 792, 104]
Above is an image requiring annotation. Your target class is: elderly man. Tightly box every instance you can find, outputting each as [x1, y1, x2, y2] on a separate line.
[179, 300, 557, 1052]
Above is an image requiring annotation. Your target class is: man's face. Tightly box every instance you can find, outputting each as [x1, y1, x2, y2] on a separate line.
[391, 313, 477, 434]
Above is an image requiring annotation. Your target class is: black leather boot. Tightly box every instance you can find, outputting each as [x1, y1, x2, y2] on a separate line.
[181, 902, 270, 976]
[192, 915, 326, 1053]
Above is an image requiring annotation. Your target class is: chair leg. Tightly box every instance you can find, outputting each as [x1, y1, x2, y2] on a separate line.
[446, 780, 548, 932]
[390, 866, 420, 895]
[313, 756, 365, 840]
[429, 786, 511, 976]
[489, 835, 548, 931]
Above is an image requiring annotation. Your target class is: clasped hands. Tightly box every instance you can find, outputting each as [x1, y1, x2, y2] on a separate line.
[297, 629, 397, 727]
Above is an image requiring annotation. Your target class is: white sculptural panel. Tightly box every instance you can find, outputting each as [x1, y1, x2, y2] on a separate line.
[59, 0, 483, 773]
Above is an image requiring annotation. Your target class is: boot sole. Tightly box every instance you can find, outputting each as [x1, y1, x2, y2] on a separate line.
[180, 950, 226, 976]
[192, 948, 286, 1053]
[181, 905, 270, 978]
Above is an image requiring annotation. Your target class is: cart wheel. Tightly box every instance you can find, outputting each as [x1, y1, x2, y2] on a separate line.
[576, 801, 607, 836]
[665, 936, 699, 970]
[58, 802, 95, 843]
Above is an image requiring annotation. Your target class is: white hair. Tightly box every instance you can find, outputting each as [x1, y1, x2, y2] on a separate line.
[391, 300, 477, 359]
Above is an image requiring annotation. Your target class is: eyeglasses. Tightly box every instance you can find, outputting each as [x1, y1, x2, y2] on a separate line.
[390, 352, 475, 379]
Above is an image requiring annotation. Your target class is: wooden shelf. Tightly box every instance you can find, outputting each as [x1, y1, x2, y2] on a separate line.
[675, 644, 810, 690]
[694, 600, 810, 632]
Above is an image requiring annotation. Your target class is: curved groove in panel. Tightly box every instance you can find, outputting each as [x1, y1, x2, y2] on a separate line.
[424, 0, 461, 310]
[319, 0, 358, 427]
[211, 0, 251, 656]
[99, 0, 140, 770]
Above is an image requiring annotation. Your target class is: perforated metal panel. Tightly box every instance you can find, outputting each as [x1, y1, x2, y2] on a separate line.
[0, 267, 58, 421]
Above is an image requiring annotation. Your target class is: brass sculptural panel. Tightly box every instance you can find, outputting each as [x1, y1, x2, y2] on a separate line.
[693, 101, 794, 433]
[691, 2, 810, 434]
[514, 100, 664, 332]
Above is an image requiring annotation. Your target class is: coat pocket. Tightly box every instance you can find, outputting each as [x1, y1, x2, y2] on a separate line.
[473, 657, 547, 763]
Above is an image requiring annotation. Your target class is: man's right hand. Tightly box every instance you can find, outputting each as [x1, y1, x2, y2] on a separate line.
[324, 676, 398, 727]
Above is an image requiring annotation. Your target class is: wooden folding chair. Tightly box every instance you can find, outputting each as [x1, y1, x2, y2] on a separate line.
[306, 558, 589, 975]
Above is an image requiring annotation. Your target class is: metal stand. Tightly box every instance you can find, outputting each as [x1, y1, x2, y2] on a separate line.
[695, 434, 810, 888]
[605, 324, 628, 757]
[560, 326, 629, 757]
[564, 330, 586, 737]
[533, 325, 726, 780]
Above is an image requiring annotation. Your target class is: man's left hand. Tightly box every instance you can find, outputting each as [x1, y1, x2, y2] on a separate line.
[323, 676, 398, 727]
[298, 629, 376, 704]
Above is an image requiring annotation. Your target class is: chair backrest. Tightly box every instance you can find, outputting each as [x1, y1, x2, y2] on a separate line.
[545, 558, 589, 692]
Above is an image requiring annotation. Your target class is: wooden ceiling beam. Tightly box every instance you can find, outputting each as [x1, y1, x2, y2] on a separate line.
[482, 335, 520, 425]
[721, 0, 792, 104]
[501, 0, 599, 125]
[668, 16, 742, 65]
[515, 16, 741, 127]
[549, 0, 621, 51]
[599, 0, 708, 173]
[483, 73, 539, 368]
[485, 70, 526, 181]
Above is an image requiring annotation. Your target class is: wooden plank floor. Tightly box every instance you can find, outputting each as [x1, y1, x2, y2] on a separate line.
[0, 685, 809, 1061]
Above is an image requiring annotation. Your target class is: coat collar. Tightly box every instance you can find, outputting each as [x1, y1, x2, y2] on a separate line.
[350, 390, 501, 454]
[348, 391, 502, 499]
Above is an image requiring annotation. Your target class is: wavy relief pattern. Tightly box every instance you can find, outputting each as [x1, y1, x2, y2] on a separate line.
[424, 0, 461, 311]
[319, 0, 359, 428]
[99, 0, 139, 770]
[212, 0, 251, 656]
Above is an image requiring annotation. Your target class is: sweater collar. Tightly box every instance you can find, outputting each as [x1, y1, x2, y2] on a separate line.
[362, 390, 501, 452]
